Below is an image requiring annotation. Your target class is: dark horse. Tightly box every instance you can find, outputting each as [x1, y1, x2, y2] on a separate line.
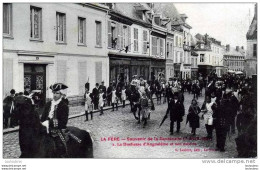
[13, 96, 93, 158]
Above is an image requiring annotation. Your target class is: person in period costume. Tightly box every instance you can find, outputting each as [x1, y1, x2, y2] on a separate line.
[213, 95, 231, 152]
[98, 89, 106, 115]
[121, 86, 126, 108]
[92, 83, 100, 110]
[62, 94, 69, 106]
[131, 86, 141, 121]
[140, 92, 149, 128]
[167, 94, 185, 135]
[116, 85, 122, 104]
[24, 86, 30, 96]
[40, 83, 69, 158]
[99, 81, 107, 106]
[201, 96, 215, 140]
[84, 88, 93, 121]
[228, 91, 239, 134]
[111, 86, 118, 111]
[187, 99, 201, 136]
[106, 83, 113, 106]
[3, 89, 16, 128]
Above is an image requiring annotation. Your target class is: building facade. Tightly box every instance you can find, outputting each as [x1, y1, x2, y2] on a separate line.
[245, 4, 257, 77]
[194, 33, 224, 78]
[3, 3, 109, 99]
[223, 45, 245, 72]
[106, 3, 167, 85]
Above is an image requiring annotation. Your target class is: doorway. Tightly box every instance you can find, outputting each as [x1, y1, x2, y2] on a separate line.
[24, 64, 46, 106]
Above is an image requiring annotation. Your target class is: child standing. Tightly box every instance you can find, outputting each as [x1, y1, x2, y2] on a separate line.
[84, 88, 93, 121]
[111, 86, 118, 111]
[99, 89, 106, 115]
[121, 86, 126, 108]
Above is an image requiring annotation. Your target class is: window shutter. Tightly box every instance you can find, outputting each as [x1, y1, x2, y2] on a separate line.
[108, 21, 112, 48]
[116, 22, 120, 49]
[95, 62, 102, 84]
[63, 14, 66, 42]
[78, 61, 87, 95]
[3, 59, 13, 97]
[120, 24, 123, 49]
[128, 26, 131, 51]
[57, 60, 67, 84]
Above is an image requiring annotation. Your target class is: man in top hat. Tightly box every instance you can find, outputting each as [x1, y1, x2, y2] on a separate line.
[167, 93, 185, 134]
[41, 83, 69, 158]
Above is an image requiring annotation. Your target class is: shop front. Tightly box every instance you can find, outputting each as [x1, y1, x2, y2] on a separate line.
[150, 59, 166, 81]
[198, 65, 214, 78]
[191, 68, 198, 79]
[109, 56, 150, 86]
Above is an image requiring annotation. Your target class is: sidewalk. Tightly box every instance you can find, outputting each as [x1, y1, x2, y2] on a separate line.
[3, 100, 132, 134]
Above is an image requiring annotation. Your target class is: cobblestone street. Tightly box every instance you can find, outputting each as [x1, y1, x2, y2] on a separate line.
[3, 92, 238, 158]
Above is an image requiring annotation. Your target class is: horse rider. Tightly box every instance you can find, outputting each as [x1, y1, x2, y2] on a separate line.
[41, 83, 69, 158]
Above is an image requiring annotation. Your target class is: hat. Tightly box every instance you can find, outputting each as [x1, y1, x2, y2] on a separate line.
[10, 89, 15, 94]
[50, 83, 68, 92]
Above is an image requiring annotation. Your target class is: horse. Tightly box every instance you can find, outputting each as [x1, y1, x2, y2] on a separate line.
[13, 95, 93, 158]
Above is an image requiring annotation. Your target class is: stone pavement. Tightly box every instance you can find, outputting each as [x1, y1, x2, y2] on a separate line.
[3, 92, 238, 158]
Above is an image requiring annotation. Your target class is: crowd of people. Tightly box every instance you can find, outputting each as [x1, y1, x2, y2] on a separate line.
[3, 71, 257, 158]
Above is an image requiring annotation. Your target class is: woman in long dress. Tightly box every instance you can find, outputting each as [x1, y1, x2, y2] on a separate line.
[187, 99, 201, 135]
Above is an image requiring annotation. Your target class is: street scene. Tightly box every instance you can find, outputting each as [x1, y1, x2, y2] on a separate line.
[2, 3, 257, 159]
[3, 90, 239, 158]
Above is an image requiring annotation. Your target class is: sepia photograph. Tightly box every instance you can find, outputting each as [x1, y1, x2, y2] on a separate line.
[1, 1, 257, 164]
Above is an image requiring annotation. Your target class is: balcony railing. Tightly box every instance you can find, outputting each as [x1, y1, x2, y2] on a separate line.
[183, 44, 191, 51]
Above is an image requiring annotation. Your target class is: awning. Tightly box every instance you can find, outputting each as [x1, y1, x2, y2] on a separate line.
[235, 71, 244, 75]
[227, 70, 235, 73]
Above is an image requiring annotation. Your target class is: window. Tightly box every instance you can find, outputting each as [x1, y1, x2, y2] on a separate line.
[179, 37, 182, 47]
[3, 3, 12, 37]
[166, 42, 169, 58]
[170, 43, 173, 58]
[154, 16, 160, 25]
[30, 6, 42, 40]
[95, 21, 102, 47]
[253, 44, 257, 57]
[191, 58, 194, 67]
[180, 52, 183, 63]
[134, 28, 138, 52]
[175, 51, 178, 63]
[78, 17, 86, 45]
[175, 36, 178, 47]
[152, 36, 157, 56]
[123, 25, 128, 48]
[56, 12, 66, 42]
[160, 39, 164, 56]
[200, 54, 205, 62]
[195, 58, 197, 67]
[143, 30, 148, 54]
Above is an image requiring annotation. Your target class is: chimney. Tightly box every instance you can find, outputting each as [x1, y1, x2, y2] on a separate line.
[205, 34, 208, 45]
[241, 46, 244, 50]
[226, 44, 230, 51]
[236, 46, 240, 51]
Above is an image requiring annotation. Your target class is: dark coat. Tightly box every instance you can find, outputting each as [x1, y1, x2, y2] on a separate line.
[187, 105, 201, 128]
[3, 95, 14, 118]
[99, 85, 107, 94]
[106, 86, 113, 100]
[41, 100, 69, 129]
[213, 99, 231, 129]
[168, 99, 185, 122]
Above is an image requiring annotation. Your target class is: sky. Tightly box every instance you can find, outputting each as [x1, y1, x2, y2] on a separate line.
[174, 3, 255, 49]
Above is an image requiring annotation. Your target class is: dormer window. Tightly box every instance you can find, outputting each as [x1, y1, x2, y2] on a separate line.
[200, 44, 204, 49]
[154, 16, 161, 26]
